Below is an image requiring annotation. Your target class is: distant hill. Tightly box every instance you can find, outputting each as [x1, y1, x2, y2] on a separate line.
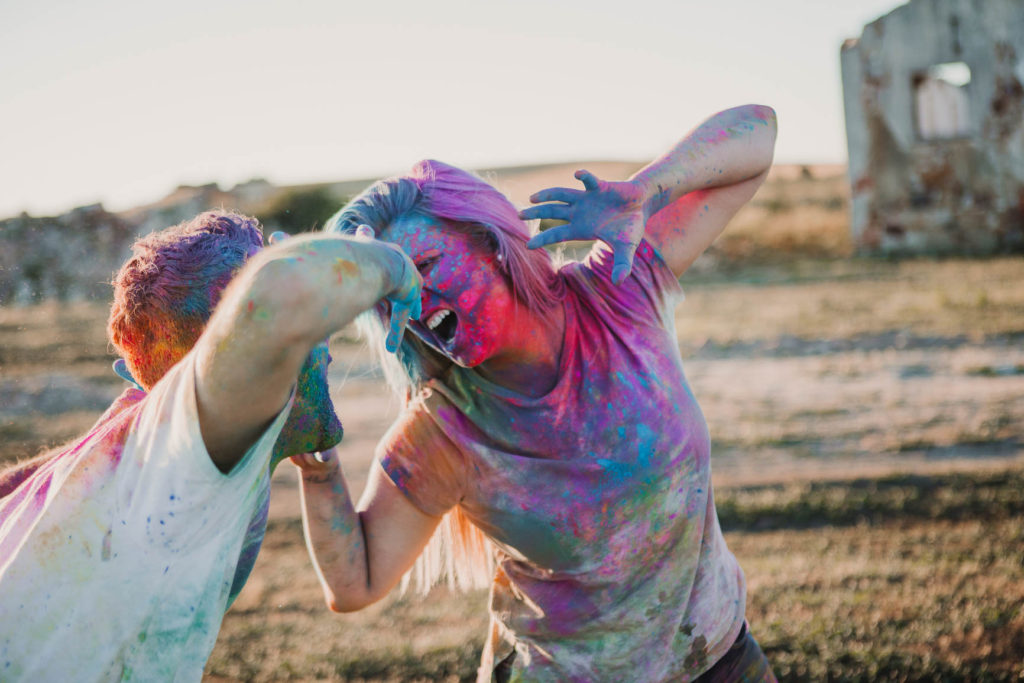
[0, 162, 843, 304]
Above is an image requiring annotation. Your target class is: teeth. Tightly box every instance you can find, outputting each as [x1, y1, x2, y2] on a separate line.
[426, 309, 452, 331]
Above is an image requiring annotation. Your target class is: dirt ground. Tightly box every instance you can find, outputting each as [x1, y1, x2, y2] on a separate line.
[1, 167, 1022, 680]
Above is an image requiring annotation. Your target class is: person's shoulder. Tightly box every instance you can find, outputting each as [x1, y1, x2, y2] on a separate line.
[578, 239, 670, 280]
[382, 385, 464, 453]
[559, 240, 682, 331]
[399, 384, 452, 431]
[104, 386, 147, 419]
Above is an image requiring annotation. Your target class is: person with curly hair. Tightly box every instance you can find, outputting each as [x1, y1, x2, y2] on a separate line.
[0, 211, 421, 680]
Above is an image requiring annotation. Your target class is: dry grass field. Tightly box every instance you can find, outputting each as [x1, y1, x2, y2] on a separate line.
[1, 166, 1023, 680]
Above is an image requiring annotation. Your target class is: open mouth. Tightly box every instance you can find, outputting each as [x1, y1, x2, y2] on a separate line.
[425, 308, 458, 347]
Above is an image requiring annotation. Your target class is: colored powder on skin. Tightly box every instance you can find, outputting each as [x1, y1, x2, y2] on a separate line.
[332, 258, 359, 283]
[328, 476, 356, 535]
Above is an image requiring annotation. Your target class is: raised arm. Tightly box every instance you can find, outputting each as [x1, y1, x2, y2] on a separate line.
[524, 104, 777, 280]
[194, 233, 421, 472]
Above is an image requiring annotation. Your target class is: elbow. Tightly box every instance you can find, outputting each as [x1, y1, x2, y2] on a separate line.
[735, 103, 776, 133]
[327, 597, 363, 614]
[742, 104, 777, 174]
[321, 565, 391, 613]
[326, 597, 351, 613]
[756, 105, 778, 152]
[324, 586, 383, 613]
[753, 104, 777, 129]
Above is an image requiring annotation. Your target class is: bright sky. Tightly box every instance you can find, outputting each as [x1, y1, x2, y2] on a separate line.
[0, 0, 900, 218]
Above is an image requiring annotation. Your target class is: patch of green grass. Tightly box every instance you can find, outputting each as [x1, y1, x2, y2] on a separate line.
[716, 469, 1024, 531]
[966, 364, 1024, 377]
[324, 643, 479, 682]
[728, 468, 1024, 679]
[762, 646, 1005, 682]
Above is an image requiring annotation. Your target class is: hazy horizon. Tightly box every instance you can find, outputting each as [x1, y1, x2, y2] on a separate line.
[2, 0, 900, 218]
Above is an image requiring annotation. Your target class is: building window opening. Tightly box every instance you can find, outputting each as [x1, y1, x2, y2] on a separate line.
[914, 62, 972, 140]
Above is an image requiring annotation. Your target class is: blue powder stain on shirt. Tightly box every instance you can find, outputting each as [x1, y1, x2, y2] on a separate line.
[228, 485, 271, 606]
[597, 459, 633, 482]
[617, 426, 626, 438]
[634, 424, 659, 477]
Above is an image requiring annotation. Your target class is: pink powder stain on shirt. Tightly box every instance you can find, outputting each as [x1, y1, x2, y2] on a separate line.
[2, 388, 143, 571]
[380, 240, 744, 678]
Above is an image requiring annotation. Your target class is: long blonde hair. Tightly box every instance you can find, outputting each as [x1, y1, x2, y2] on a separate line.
[326, 160, 562, 592]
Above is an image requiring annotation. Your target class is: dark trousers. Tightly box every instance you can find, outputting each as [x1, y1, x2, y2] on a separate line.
[695, 622, 777, 683]
[493, 622, 775, 682]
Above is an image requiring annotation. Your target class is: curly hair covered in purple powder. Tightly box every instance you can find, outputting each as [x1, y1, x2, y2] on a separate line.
[108, 211, 263, 389]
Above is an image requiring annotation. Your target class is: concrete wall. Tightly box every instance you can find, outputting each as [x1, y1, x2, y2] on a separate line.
[841, 0, 1024, 254]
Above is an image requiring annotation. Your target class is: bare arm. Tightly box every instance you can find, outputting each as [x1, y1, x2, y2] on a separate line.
[524, 104, 777, 279]
[194, 234, 420, 472]
[293, 449, 440, 612]
[632, 104, 777, 274]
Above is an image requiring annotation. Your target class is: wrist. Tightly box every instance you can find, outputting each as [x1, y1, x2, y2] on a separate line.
[294, 448, 341, 483]
[376, 243, 412, 299]
[390, 247, 413, 297]
[300, 464, 340, 485]
[633, 175, 667, 221]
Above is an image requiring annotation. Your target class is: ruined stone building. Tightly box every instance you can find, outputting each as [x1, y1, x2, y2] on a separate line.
[841, 0, 1024, 254]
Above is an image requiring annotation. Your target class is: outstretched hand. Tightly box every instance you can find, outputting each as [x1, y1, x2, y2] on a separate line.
[353, 225, 423, 353]
[521, 170, 648, 284]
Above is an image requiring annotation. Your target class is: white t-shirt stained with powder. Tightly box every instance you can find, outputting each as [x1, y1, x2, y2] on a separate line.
[0, 350, 290, 681]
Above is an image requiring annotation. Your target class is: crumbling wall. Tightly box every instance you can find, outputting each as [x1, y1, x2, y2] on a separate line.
[841, 0, 1024, 254]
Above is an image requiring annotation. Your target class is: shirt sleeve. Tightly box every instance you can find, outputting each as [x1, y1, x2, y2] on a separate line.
[377, 391, 468, 518]
[571, 239, 684, 331]
[117, 349, 292, 552]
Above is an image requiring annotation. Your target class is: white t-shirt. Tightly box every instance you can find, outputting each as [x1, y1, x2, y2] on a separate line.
[0, 350, 291, 681]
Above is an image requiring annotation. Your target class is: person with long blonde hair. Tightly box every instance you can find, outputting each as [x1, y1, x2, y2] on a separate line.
[295, 104, 778, 681]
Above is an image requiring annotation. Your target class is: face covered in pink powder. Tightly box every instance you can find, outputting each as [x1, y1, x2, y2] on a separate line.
[382, 214, 518, 369]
